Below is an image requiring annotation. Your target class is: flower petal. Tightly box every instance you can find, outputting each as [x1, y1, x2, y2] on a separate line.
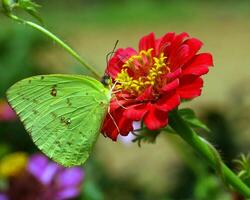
[161, 79, 179, 93]
[144, 104, 168, 130]
[106, 48, 137, 78]
[57, 167, 84, 188]
[183, 38, 203, 62]
[56, 187, 80, 200]
[182, 53, 213, 76]
[139, 32, 156, 54]
[157, 32, 175, 55]
[102, 106, 134, 141]
[177, 75, 204, 99]
[168, 32, 189, 58]
[28, 154, 49, 180]
[156, 93, 180, 112]
[0, 194, 8, 200]
[124, 103, 148, 121]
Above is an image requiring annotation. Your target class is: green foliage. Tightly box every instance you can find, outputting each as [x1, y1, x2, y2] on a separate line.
[1, 0, 42, 23]
[7, 74, 110, 166]
[178, 108, 210, 132]
[132, 127, 161, 147]
[234, 154, 250, 186]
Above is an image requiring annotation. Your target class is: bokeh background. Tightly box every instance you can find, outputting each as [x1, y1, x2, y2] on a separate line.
[1, 0, 250, 199]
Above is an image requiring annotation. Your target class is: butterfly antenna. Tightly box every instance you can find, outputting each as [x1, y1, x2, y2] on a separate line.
[106, 40, 119, 66]
[107, 104, 120, 134]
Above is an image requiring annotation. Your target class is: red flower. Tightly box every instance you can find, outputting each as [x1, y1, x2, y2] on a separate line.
[102, 32, 213, 141]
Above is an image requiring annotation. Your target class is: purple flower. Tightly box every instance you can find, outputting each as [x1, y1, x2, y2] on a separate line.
[0, 100, 16, 121]
[0, 194, 8, 200]
[0, 153, 84, 200]
[28, 154, 84, 200]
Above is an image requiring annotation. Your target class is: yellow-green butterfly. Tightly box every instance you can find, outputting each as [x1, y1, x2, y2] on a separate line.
[6, 74, 111, 167]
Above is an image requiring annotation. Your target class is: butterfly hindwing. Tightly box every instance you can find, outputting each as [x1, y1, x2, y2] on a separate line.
[7, 74, 110, 167]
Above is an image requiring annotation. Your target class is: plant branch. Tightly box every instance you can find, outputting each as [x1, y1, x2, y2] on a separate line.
[169, 110, 250, 198]
[7, 14, 101, 79]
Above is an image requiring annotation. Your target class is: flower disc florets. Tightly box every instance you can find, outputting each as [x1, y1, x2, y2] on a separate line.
[102, 32, 213, 141]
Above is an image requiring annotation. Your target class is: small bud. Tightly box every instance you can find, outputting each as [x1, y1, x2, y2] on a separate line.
[2, 0, 16, 13]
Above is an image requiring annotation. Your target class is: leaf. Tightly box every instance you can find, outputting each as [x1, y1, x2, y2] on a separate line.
[6, 74, 111, 167]
[17, 0, 43, 24]
[178, 108, 210, 132]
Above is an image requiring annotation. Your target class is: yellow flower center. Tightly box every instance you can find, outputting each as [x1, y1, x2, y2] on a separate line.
[0, 152, 28, 177]
[115, 49, 170, 95]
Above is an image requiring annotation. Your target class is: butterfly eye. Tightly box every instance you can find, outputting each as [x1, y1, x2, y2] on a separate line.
[101, 74, 111, 86]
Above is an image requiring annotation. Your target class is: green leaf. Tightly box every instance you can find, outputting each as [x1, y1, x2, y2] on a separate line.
[178, 108, 210, 132]
[6, 74, 111, 167]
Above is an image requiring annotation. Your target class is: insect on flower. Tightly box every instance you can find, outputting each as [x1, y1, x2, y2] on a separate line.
[102, 32, 213, 141]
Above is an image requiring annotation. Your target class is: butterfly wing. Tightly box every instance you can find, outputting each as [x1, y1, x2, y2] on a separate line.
[7, 74, 110, 167]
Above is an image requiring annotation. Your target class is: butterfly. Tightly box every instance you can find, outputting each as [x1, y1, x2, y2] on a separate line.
[7, 74, 111, 167]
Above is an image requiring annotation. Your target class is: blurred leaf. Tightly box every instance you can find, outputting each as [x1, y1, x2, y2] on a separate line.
[17, 0, 43, 24]
[132, 127, 160, 147]
[234, 154, 250, 185]
[1, 0, 16, 13]
[178, 108, 210, 132]
[0, 144, 11, 159]
[82, 180, 104, 200]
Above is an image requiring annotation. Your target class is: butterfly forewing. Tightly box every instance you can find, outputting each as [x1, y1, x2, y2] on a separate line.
[7, 74, 110, 167]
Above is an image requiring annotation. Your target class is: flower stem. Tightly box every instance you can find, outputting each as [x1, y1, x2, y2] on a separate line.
[169, 110, 250, 198]
[7, 14, 101, 79]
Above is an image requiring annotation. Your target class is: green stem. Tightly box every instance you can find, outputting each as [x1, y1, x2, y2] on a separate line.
[8, 14, 101, 79]
[169, 110, 250, 198]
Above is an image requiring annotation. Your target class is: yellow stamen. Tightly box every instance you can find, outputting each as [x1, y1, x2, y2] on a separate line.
[115, 49, 169, 95]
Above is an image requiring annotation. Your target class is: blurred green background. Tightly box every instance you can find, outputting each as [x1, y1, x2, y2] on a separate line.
[1, 0, 250, 199]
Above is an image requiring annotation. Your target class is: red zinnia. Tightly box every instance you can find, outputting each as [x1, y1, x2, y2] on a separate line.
[102, 32, 213, 141]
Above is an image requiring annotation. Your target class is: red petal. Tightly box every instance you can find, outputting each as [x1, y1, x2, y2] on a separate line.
[166, 68, 182, 80]
[144, 104, 168, 130]
[102, 106, 134, 141]
[177, 76, 204, 99]
[156, 93, 180, 111]
[124, 103, 148, 121]
[156, 32, 175, 55]
[161, 79, 179, 92]
[139, 32, 156, 55]
[117, 47, 138, 63]
[136, 86, 154, 101]
[106, 48, 137, 78]
[168, 32, 189, 58]
[183, 38, 203, 62]
[169, 44, 190, 71]
[182, 53, 213, 76]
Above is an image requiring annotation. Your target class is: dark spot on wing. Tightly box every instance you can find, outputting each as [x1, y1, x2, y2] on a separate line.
[41, 76, 45, 80]
[60, 117, 71, 126]
[28, 80, 32, 84]
[60, 117, 65, 123]
[33, 99, 39, 104]
[86, 92, 88, 95]
[65, 118, 71, 125]
[51, 112, 57, 119]
[51, 85, 57, 97]
[66, 98, 72, 106]
[22, 97, 30, 101]
[33, 110, 38, 114]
